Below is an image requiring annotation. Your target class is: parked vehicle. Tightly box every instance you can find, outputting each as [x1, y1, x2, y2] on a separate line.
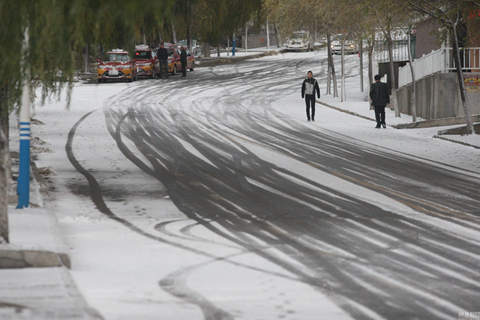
[134, 44, 156, 78]
[97, 49, 136, 82]
[331, 39, 358, 55]
[173, 46, 195, 73]
[178, 39, 201, 57]
[286, 31, 312, 51]
[157, 44, 195, 75]
[165, 43, 180, 74]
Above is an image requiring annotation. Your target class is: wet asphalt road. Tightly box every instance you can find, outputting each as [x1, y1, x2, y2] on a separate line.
[71, 53, 480, 319]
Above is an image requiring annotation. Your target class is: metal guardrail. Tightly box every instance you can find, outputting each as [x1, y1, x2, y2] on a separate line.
[447, 47, 480, 72]
[374, 40, 410, 63]
[398, 47, 480, 87]
[398, 48, 446, 87]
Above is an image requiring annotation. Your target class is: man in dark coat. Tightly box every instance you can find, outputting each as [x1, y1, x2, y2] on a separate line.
[301, 71, 320, 121]
[370, 74, 390, 128]
[157, 42, 169, 79]
[180, 46, 188, 77]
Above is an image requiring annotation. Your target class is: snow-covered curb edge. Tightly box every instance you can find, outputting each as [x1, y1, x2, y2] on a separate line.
[316, 99, 376, 122]
[433, 134, 480, 150]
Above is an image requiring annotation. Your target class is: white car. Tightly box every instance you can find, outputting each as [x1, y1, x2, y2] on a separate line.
[331, 40, 358, 55]
[287, 39, 309, 51]
[286, 31, 312, 51]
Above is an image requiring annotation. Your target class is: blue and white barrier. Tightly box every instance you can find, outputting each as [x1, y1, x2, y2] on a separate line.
[17, 121, 31, 208]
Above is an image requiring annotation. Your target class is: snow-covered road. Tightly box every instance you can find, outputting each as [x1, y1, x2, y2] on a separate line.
[35, 51, 480, 319]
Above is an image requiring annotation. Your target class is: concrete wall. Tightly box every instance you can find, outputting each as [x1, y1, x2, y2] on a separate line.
[243, 32, 279, 49]
[396, 72, 480, 120]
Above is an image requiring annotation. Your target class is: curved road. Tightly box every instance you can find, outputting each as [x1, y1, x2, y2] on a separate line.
[70, 53, 480, 319]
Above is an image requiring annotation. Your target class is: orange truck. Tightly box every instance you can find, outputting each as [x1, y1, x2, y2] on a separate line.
[97, 49, 136, 83]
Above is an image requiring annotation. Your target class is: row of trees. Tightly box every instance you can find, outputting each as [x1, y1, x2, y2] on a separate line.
[0, 0, 262, 242]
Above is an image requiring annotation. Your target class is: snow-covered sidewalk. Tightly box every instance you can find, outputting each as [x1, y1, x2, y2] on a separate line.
[0, 206, 100, 319]
[317, 86, 480, 151]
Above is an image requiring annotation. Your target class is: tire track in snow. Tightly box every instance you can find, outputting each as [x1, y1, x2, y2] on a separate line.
[67, 109, 318, 320]
[98, 53, 480, 319]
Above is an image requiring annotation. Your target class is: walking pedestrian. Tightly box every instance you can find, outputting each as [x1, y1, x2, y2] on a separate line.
[370, 74, 390, 128]
[180, 46, 188, 78]
[301, 71, 320, 122]
[157, 42, 169, 79]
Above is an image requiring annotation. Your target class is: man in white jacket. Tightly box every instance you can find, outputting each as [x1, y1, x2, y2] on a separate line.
[301, 71, 320, 121]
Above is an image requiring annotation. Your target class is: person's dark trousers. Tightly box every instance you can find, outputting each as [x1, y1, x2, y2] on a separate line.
[305, 95, 316, 121]
[159, 60, 168, 79]
[374, 105, 386, 127]
[181, 63, 187, 77]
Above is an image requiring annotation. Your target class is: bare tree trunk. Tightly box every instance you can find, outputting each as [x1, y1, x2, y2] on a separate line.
[452, 22, 474, 134]
[83, 44, 89, 73]
[368, 36, 374, 87]
[217, 44, 220, 57]
[186, 0, 193, 51]
[245, 24, 248, 53]
[273, 23, 281, 48]
[327, 56, 331, 95]
[408, 29, 417, 123]
[266, 16, 270, 49]
[171, 21, 177, 43]
[327, 33, 338, 97]
[202, 42, 210, 58]
[0, 86, 8, 141]
[0, 121, 8, 243]
[359, 37, 364, 92]
[341, 37, 346, 102]
[386, 32, 399, 117]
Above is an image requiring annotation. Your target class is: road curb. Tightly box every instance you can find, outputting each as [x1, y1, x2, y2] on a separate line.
[0, 248, 71, 269]
[316, 100, 376, 122]
[197, 49, 287, 68]
[433, 135, 480, 150]
[393, 114, 480, 129]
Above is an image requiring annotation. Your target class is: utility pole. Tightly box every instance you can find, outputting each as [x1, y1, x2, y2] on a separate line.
[17, 29, 31, 209]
